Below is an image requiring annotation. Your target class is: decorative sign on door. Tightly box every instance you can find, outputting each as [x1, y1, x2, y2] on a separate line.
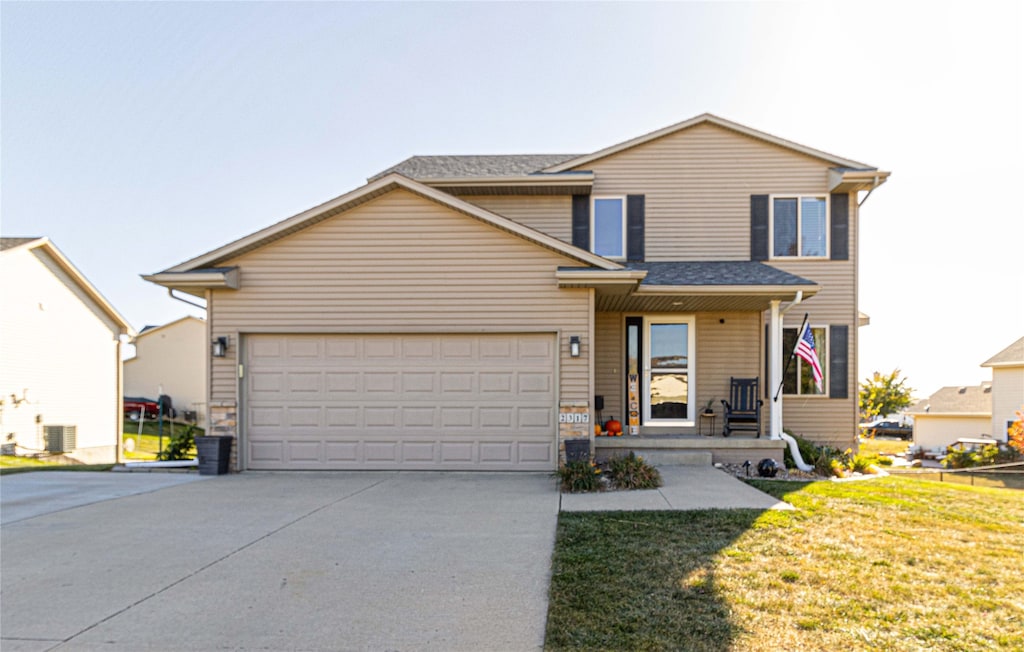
[628, 374, 640, 435]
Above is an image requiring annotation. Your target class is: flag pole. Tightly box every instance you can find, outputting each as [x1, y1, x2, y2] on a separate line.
[774, 312, 808, 402]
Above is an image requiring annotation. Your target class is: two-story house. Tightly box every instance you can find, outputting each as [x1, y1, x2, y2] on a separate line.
[144, 114, 888, 472]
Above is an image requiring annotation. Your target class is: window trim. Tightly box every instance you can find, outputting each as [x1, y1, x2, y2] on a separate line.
[769, 194, 830, 259]
[782, 324, 829, 397]
[590, 195, 627, 260]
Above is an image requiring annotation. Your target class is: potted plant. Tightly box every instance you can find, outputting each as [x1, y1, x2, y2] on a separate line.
[703, 398, 715, 415]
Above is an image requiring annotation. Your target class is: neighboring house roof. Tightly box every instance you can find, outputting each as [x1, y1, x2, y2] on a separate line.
[370, 154, 580, 180]
[908, 384, 993, 416]
[981, 336, 1024, 368]
[0, 237, 133, 335]
[622, 261, 817, 287]
[132, 316, 205, 342]
[0, 237, 41, 251]
[150, 174, 620, 281]
[544, 113, 879, 173]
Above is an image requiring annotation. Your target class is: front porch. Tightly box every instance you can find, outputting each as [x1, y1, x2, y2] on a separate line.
[594, 434, 785, 466]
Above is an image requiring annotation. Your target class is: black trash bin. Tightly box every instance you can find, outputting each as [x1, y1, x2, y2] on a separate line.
[195, 436, 233, 475]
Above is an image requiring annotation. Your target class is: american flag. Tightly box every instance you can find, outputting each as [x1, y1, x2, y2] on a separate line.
[794, 322, 824, 392]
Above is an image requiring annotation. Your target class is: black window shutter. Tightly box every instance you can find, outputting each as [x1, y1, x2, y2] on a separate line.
[831, 193, 849, 261]
[572, 195, 590, 250]
[626, 195, 645, 261]
[750, 195, 769, 261]
[829, 324, 849, 399]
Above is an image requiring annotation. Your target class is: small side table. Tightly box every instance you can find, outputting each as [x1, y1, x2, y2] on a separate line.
[699, 412, 716, 437]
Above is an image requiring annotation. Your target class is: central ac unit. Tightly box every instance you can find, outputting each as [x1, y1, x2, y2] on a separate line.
[44, 425, 77, 453]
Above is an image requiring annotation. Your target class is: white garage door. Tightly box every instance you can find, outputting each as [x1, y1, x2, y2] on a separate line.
[245, 333, 557, 470]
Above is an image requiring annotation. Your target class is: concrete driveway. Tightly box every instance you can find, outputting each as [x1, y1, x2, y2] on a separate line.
[1, 471, 560, 652]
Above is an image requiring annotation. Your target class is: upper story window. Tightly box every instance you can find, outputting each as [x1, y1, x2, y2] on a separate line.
[771, 196, 828, 258]
[591, 197, 626, 259]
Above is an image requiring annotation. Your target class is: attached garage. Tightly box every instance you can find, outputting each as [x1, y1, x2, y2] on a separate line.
[245, 333, 558, 470]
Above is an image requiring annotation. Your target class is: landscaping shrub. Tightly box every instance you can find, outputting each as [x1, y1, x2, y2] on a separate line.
[556, 459, 603, 493]
[943, 443, 1022, 469]
[783, 431, 821, 470]
[605, 452, 662, 490]
[156, 425, 197, 461]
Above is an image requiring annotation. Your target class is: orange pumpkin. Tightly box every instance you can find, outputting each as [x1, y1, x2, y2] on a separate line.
[605, 419, 622, 435]
[594, 423, 603, 436]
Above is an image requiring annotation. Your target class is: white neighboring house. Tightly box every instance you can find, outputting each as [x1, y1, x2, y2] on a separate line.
[0, 238, 133, 463]
[981, 336, 1024, 440]
[124, 316, 207, 422]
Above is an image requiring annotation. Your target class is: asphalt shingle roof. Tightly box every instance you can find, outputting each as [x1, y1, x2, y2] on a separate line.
[624, 261, 817, 287]
[370, 154, 581, 180]
[981, 336, 1024, 367]
[908, 384, 993, 415]
[0, 237, 42, 251]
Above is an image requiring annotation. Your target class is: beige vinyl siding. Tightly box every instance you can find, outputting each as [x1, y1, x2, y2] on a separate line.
[695, 312, 762, 419]
[594, 312, 623, 420]
[466, 195, 572, 242]
[125, 317, 207, 421]
[991, 367, 1024, 441]
[582, 122, 832, 262]
[770, 198, 859, 447]
[914, 415, 992, 451]
[209, 189, 591, 411]
[576, 124, 859, 444]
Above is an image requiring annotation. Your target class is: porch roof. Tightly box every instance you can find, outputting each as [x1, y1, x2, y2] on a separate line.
[558, 261, 818, 312]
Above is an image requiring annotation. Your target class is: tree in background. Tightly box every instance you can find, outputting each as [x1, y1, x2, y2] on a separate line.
[859, 369, 914, 422]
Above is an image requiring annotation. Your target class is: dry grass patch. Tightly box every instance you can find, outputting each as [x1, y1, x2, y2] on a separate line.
[546, 477, 1024, 651]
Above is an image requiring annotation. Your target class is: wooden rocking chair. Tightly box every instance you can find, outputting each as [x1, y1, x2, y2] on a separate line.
[721, 377, 764, 437]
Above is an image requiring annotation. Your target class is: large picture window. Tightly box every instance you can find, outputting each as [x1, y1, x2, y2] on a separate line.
[783, 326, 827, 395]
[772, 196, 828, 258]
[591, 197, 626, 259]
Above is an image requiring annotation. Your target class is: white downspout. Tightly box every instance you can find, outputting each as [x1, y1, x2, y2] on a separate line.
[771, 292, 813, 472]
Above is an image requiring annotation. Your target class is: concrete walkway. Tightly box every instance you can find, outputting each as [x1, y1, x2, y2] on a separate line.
[1, 472, 559, 652]
[560, 465, 794, 512]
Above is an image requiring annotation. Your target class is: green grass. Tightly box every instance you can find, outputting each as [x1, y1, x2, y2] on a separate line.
[858, 436, 910, 458]
[122, 419, 201, 460]
[545, 476, 1024, 651]
[0, 457, 114, 475]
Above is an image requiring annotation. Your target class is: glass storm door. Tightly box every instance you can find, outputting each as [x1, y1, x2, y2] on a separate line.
[643, 318, 693, 425]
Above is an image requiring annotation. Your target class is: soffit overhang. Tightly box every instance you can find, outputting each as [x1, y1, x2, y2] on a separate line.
[829, 168, 891, 193]
[142, 267, 240, 297]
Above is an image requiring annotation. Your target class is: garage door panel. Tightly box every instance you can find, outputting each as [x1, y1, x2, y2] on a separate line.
[286, 441, 321, 462]
[325, 441, 359, 462]
[287, 339, 322, 359]
[246, 333, 557, 470]
[402, 373, 436, 393]
[480, 373, 513, 393]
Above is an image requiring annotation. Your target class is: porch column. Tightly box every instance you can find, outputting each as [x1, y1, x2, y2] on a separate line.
[768, 299, 782, 440]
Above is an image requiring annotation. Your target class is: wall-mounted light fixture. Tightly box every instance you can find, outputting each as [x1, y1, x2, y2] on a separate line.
[569, 335, 581, 358]
[212, 336, 229, 358]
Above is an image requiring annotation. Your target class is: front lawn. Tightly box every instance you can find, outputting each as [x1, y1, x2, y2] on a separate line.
[0, 457, 114, 475]
[545, 476, 1024, 651]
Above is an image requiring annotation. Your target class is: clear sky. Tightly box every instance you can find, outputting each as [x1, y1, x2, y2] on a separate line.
[3, 1, 1021, 398]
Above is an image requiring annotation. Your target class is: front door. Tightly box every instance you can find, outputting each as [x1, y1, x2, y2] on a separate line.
[642, 316, 694, 426]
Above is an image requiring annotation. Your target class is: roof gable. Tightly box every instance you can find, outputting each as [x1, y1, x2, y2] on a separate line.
[981, 336, 1024, 367]
[136, 315, 205, 339]
[544, 113, 876, 173]
[1, 237, 132, 335]
[161, 174, 619, 274]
